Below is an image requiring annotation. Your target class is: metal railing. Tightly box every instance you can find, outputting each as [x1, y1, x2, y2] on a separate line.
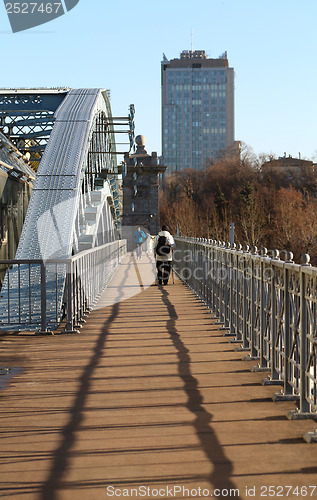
[0, 240, 126, 333]
[173, 237, 317, 428]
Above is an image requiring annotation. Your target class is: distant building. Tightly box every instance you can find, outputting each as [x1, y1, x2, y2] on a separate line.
[262, 154, 315, 181]
[0, 131, 34, 285]
[161, 50, 235, 172]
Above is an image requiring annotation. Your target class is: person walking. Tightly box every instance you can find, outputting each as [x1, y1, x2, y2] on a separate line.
[133, 227, 146, 260]
[153, 225, 175, 285]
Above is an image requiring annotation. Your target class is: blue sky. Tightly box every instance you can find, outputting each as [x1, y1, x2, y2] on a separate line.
[1, 0, 316, 161]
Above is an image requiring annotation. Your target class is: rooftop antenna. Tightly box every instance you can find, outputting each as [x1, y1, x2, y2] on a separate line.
[191, 28, 193, 52]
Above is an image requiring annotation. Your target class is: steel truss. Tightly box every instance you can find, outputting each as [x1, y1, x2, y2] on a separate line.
[0, 89, 68, 170]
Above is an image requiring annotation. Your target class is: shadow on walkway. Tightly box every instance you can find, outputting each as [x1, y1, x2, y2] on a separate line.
[40, 302, 120, 500]
[40, 254, 135, 499]
[160, 286, 242, 498]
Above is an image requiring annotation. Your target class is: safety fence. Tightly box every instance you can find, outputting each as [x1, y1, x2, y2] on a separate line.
[0, 240, 126, 333]
[173, 237, 317, 438]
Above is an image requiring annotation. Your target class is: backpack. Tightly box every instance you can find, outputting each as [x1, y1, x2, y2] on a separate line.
[155, 235, 171, 256]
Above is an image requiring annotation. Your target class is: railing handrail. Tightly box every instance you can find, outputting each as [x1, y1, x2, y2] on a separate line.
[0, 239, 126, 267]
[0, 239, 127, 334]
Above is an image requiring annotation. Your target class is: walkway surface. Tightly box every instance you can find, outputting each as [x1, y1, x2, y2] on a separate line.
[0, 253, 317, 500]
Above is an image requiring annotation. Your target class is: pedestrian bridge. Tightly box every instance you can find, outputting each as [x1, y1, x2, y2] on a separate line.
[0, 88, 317, 497]
[0, 250, 317, 499]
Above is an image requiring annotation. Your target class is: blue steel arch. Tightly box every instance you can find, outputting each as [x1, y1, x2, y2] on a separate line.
[17, 89, 119, 260]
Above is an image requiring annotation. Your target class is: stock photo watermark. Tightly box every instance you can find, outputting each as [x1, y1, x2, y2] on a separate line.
[3, 0, 80, 32]
[105, 484, 317, 498]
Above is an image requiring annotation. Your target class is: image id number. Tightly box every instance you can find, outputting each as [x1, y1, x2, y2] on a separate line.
[5, 3, 62, 14]
[260, 485, 316, 496]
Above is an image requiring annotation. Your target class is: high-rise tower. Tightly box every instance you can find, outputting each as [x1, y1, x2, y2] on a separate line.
[161, 50, 235, 171]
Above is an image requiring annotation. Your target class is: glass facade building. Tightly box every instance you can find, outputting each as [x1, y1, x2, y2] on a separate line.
[161, 50, 235, 172]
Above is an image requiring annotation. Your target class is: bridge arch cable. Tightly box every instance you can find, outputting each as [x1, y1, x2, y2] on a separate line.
[0, 89, 121, 331]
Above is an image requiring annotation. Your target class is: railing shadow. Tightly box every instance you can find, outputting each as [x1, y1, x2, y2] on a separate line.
[159, 286, 242, 497]
[40, 256, 132, 499]
[39, 302, 119, 500]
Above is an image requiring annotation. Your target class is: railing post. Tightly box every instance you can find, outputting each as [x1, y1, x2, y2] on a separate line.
[65, 260, 79, 334]
[219, 243, 225, 325]
[190, 239, 194, 288]
[231, 243, 239, 342]
[83, 253, 89, 314]
[227, 243, 236, 337]
[269, 251, 280, 383]
[258, 248, 270, 371]
[250, 246, 259, 360]
[195, 239, 203, 301]
[223, 243, 231, 329]
[299, 259, 309, 412]
[231, 244, 243, 344]
[203, 241, 207, 305]
[216, 242, 221, 318]
[210, 243, 215, 313]
[273, 252, 300, 401]
[39, 261, 48, 334]
[239, 245, 250, 351]
[283, 253, 294, 396]
[206, 242, 211, 310]
[289, 255, 312, 419]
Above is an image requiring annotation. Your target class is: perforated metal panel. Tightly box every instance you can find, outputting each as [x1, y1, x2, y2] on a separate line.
[0, 88, 118, 331]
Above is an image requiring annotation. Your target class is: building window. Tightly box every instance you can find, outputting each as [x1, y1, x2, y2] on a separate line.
[218, 71, 227, 83]
[167, 72, 174, 84]
[175, 72, 182, 84]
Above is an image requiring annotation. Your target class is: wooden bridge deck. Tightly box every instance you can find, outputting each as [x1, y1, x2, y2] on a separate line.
[0, 253, 316, 500]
